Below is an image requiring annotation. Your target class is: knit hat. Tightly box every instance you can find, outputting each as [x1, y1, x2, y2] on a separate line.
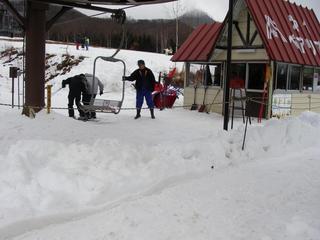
[137, 60, 145, 66]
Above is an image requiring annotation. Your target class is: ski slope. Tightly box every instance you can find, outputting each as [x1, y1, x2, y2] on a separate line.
[0, 37, 182, 109]
[0, 38, 319, 240]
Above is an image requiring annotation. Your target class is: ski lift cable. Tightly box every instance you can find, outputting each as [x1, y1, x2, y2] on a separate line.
[52, 11, 109, 26]
[51, 4, 138, 26]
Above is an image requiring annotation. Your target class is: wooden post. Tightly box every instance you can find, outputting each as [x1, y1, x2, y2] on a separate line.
[46, 85, 52, 114]
[23, 2, 48, 116]
[267, 61, 274, 119]
[308, 95, 312, 111]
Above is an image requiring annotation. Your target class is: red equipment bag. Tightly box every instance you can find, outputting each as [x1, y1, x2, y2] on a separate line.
[153, 68, 178, 109]
[153, 90, 177, 109]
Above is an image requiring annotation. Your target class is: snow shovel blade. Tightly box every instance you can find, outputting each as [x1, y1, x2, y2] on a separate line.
[190, 104, 198, 111]
[198, 104, 206, 112]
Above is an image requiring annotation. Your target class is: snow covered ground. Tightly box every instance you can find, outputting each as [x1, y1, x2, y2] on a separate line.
[0, 39, 319, 240]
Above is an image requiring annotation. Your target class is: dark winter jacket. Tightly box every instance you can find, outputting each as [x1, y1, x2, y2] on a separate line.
[62, 74, 88, 95]
[125, 68, 156, 92]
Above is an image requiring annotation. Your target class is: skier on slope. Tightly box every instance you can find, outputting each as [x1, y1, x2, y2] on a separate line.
[82, 73, 104, 119]
[123, 60, 156, 119]
[62, 74, 88, 119]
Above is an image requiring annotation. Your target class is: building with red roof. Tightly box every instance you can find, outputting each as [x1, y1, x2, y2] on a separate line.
[172, 0, 320, 118]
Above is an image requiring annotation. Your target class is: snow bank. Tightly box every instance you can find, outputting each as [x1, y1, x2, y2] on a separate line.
[0, 111, 319, 227]
[237, 111, 320, 161]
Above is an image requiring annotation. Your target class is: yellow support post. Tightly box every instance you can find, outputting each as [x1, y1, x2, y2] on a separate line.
[46, 85, 52, 114]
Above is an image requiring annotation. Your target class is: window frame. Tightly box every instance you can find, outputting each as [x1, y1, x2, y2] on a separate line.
[186, 62, 224, 88]
[275, 63, 289, 91]
[302, 67, 315, 92]
[287, 64, 302, 91]
[246, 63, 267, 91]
[314, 68, 320, 92]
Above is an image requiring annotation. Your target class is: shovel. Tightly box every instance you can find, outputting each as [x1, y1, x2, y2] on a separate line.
[190, 85, 198, 110]
[198, 86, 208, 112]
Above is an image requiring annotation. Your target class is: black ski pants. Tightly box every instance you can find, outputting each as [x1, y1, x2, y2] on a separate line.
[82, 94, 97, 118]
[68, 93, 84, 117]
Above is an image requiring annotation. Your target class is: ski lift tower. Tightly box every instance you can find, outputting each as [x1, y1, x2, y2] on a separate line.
[0, 0, 176, 116]
[223, 0, 234, 131]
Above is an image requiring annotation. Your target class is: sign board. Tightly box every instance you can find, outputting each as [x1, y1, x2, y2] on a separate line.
[9, 67, 18, 78]
[272, 90, 292, 118]
[265, 15, 320, 56]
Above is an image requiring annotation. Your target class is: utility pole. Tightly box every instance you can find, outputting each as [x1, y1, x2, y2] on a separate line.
[223, 0, 234, 131]
[175, 12, 179, 53]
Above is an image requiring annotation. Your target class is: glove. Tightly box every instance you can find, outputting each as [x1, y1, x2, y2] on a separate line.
[122, 76, 129, 81]
[62, 81, 66, 88]
[100, 91, 103, 96]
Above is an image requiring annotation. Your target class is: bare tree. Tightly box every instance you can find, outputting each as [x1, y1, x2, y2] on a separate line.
[171, 0, 186, 52]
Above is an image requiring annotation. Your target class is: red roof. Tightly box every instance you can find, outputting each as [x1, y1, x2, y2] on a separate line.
[172, 0, 320, 67]
[171, 23, 222, 62]
[246, 0, 320, 67]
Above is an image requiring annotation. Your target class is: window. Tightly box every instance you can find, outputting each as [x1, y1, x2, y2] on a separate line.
[187, 63, 222, 87]
[248, 64, 266, 90]
[315, 69, 320, 91]
[303, 68, 314, 91]
[207, 64, 222, 87]
[276, 64, 288, 90]
[288, 66, 301, 90]
[188, 64, 204, 86]
[231, 63, 246, 81]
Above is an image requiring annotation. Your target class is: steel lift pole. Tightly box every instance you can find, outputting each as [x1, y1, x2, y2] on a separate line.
[223, 0, 234, 131]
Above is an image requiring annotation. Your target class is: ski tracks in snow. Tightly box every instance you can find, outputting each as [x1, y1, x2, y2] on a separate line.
[0, 171, 206, 240]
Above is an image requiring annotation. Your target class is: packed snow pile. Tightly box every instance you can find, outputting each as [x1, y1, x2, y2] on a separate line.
[0, 38, 319, 240]
[228, 111, 320, 161]
[0, 110, 319, 231]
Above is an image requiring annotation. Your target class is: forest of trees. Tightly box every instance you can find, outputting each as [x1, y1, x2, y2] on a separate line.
[48, 9, 214, 53]
[48, 18, 190, 53]
[0, 0, 214, 54]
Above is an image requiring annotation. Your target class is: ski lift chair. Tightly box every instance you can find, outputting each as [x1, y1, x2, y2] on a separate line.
[80, 56, 126, 114]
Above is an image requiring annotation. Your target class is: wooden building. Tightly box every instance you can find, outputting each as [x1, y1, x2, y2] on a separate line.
[171, 0, 320, 118]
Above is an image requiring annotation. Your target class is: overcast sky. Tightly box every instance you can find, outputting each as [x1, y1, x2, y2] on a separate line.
[79, 0, 320, 21]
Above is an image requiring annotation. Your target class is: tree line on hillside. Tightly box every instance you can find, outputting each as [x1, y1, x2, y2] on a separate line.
[0, 1, 214, 53]
[48, 17, 194, 53]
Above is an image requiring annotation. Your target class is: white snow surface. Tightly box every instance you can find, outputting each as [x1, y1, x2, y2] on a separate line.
[0, 39, 319, 240]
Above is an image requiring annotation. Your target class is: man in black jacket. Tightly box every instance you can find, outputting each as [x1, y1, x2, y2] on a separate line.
[124, 60, 156, 119]
[62, 74, 88, 118]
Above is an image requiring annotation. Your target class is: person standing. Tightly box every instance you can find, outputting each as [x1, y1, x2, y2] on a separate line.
[124, 60, 156, 119]
[81, 37, 85, 49]
[85, 37, 90, 51]
[83, 73, 104, 119]
[75, 35, 80, 50]
[62, 74, 88, 119]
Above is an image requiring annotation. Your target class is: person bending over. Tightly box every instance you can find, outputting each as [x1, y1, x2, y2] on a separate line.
[62, 74, 88, 119]
[82, 73, 104, 119]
